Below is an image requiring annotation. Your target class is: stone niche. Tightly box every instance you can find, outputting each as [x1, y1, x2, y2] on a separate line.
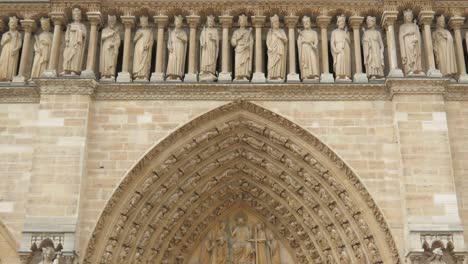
[187, 207, 296, 264]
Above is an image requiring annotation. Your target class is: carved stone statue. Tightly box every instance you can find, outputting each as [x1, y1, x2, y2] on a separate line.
[39, 246, 59, 264]
[166, 15, 188, 81]
[199, 230, 215, 263]
[31, 17, 53, 78]
[362, 16, 384, 79]
[399, 9, 423, 75]
[0, 16, 22, 81]
[331, 15, 351, 81]
[255, 223, 273, 264]
[428, 248, 446, 264]
[61, 8, 87, 76]
[432, 15, 457, 77]
[297, 16, 320, 81]
[199, 15, 219, 82]
[133, 16, 154, 81]
[267, 14, 287, 81]
[215, 222, 228, 264]
[231, 15, 254, 82]
[100, 15, 121, 80]
[231, 215, 254, 264]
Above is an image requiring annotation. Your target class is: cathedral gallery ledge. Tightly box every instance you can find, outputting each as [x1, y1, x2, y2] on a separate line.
[1, 77, 468, 102]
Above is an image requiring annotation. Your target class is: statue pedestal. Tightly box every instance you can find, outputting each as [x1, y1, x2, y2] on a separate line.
[251, 72, 266, 83]
[427, 69, 443, 78]
[150, 72, 165, 82]
[80, 70, 97, 79]
[116, 72, 132, 82]
[458, 74, 468, 83]
[387, 68, 404, 78]
[11, 75, 27, 84]
[100, 76, 116, 82]
[42, 69, 58, 78]
[287, 73, 301, 83]
[184, 73, 198, 83]
[218, 72, 232, 83]
[353, 73, 369, 83]
[320, 73, 334, 83]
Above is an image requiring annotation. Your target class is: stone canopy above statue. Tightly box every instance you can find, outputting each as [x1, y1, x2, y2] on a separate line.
[1, 1, 468, 84]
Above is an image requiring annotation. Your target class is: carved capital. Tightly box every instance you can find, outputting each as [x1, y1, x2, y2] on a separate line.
[418, 10, 435, 26]
[349, 15, 364, 29]
[0, 19, 5, 32]
[316, 15, 332, 29]
[186, 15, 200, 28]
[121, 15, 136, 28]
[86, 11, 102, 26]
[153, 15, 169, 28]
[251, 15, 266, 28]
[284, 15, 299, 28]
[219, 15, 233, 28]
[381, 10, 398, 28]
[49, 11, 67, 26]
[449, 15, 465, 31]
[20, 19, 36, 33]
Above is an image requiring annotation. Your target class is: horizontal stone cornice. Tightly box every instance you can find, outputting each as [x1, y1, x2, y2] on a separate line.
[2, 80, 468, 102]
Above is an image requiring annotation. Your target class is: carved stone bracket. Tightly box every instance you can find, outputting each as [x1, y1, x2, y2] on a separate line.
[406, 231, 467, 264]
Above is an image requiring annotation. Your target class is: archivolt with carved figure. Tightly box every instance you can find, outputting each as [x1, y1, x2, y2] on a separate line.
[83, 101, 401, 264]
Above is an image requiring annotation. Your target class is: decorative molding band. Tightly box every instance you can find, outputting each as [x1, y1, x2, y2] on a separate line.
[1, 81, 468, 102]
[35, 78, 98, 96]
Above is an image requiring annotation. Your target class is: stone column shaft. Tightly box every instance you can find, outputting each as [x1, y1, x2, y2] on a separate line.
[285, 16, 300, 82]
[185, 15, 200, 83]
[317, 15, 334, 83]
[350, 16, 368, 83]
[13, 19, 35, 83]
[449, 16, 468, 82]
[251, 16, 267, 83]
[151, 15, 168, 82]
[419, 11, 442, 77]
[116, 16, 135, 82]
[82, 12, 102, 79]
[218, 15, 233, 82]
[382, 11, 404, 77]
[44, 13, 66, 77]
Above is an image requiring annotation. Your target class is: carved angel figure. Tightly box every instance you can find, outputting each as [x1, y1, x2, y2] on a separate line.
[31, 18, 53, 78]
[166, 15, 187, 81]
[199, 15, 219, 82]
[231, 15, 254, 81]
[399, 9, 423, 75]
[0, 16, 22, 81]
[39, 246, 60, 264]
[432, 15, 457, 77]
[266, 14, 287, 81]
[133, 16, 154, 81]
[330, 15, 351, 81]
[61, 8, 87, 76]
[100, 15, 121, 80]
[362, 16, 385, 79]
[428, 248, 446, 264]
[297, 16, 320, 81]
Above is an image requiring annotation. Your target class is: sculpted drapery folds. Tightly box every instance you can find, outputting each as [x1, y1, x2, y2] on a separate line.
[31, 18, 53, 78]
[231, 216, 254, 264]
[133, 16, 154, 81]
[266, 14, 287, 81]
[362, 16, 385, 79]
[200, 15, 219, 82]
[297, 16, 320, 81]
[432, 15, 457, 77]
[399, 9, 423, 75]
[0, 16, 22, 81]
[331, 15, 351, 81]
[99, 15, 121, 80]
[62, 8, 87, 76]
[231, 15, 254, 81]
[166, 15, 188, 81]
[428, 248, 447, 264]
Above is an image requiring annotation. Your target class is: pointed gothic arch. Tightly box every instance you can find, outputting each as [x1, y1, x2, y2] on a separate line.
[83, 101, 402, 264]
[0, 221, 21, 264]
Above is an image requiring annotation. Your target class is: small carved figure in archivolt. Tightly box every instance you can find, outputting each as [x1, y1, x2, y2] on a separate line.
[100, 15, 121, 80]
[0, 16, 22, 81]
[61, 8, 87, 76]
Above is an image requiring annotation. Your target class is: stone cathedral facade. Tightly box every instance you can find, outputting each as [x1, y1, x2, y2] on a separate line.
[1, 0, 468, 263]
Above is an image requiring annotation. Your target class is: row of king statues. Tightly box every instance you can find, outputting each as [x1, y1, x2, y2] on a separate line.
[0, 8, 463, 83]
